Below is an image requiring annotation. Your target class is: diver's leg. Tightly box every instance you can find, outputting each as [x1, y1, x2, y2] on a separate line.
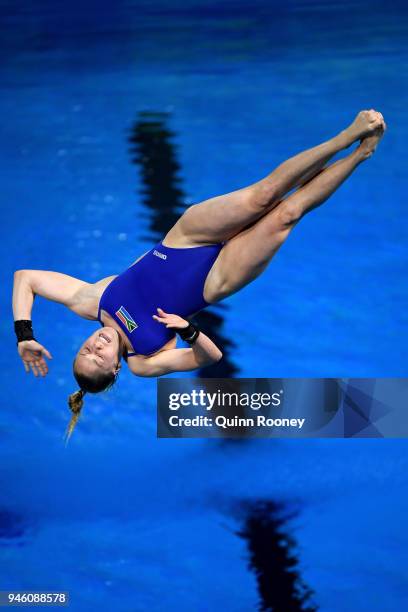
[164, 110, 384, 247]
[204, 126, 385, 302]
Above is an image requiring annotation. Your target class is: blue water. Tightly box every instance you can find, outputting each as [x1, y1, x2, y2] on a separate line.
[1, 1, 408, 610]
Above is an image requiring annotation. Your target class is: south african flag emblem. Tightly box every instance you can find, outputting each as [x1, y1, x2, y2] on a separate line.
[115, 306, 138, 332]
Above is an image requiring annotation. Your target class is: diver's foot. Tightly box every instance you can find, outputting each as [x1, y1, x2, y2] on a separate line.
[356, 124, 385, 160]
[341, 109, 386, 147]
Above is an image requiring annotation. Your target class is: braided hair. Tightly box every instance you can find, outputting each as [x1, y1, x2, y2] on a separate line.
[66, 388, 87, 443]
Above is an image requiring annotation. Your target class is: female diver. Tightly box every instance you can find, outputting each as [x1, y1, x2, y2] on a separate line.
[12, 110, 385, 437]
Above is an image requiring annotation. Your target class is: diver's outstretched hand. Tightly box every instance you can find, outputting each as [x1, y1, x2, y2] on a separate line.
[17, 340, 53, 377]
[152, 307, 189, 330]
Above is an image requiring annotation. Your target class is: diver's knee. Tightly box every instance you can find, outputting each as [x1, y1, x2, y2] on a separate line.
[276, 200, 303, 227]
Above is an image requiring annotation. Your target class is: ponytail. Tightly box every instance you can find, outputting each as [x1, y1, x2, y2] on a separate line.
[65, 389, 86, 445]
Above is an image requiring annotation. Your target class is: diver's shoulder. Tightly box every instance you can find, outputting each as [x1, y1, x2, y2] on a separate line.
[70, 275, 117, 320]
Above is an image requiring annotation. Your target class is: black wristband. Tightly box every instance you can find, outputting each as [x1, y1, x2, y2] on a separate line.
[14, 320, 35, 344]
[177, 320, 200, 345]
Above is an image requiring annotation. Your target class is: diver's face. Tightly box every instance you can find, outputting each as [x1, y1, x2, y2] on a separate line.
[76, 327, 121, 376]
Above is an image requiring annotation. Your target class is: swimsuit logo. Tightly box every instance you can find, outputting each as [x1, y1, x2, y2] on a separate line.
[115, 306, 138, 332]
[153, 249, 167, 260]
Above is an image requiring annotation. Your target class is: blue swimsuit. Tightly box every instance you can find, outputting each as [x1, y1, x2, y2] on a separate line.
[97, 240, 224, 356]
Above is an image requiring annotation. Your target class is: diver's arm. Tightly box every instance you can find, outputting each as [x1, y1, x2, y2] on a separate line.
[130, 344, 222, 377]
[128, 309, 223, 376]
[13, 270, 36, 320]
[13, 270, 91, 377]
[13, 269, 90, 318]
[151, 307, 222, 371]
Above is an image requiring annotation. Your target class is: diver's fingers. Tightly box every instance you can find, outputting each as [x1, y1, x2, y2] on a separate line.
[23, 360, 30, 373]
[152, 315, 168, 325]
[37, 359, 48, 376]
[30, 362, 39, 377]
[34, 360, 43, 376]
[156, 307, 169, 316]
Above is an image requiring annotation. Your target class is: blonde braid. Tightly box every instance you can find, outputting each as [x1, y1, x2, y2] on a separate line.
[65, 389, 86, 445]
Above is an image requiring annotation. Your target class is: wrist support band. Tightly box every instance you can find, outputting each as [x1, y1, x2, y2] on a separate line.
[177, 320, 200, 345]
[14, 320, 35, 344]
